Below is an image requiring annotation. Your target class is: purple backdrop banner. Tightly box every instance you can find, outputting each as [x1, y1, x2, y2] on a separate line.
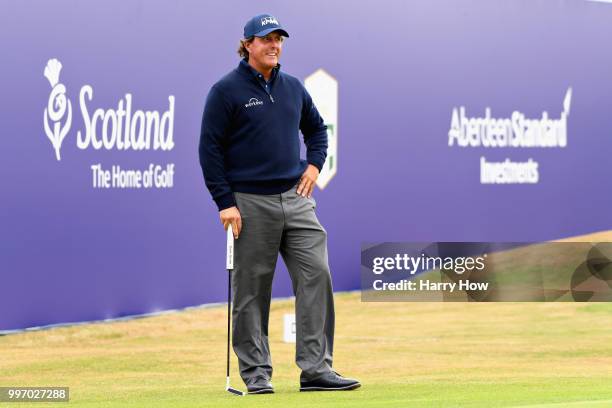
[2, 0, 612, 331]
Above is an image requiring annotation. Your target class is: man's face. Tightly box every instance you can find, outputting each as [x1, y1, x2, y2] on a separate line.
[246, 31, 284, 71]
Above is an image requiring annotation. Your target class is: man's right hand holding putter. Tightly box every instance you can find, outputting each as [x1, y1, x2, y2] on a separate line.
[220, 206, 241, 239]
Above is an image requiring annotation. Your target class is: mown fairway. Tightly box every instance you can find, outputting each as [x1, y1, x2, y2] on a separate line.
[2, 291, 612, 407]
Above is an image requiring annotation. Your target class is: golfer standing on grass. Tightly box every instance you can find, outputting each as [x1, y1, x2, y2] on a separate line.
[199, 14, 360, 394]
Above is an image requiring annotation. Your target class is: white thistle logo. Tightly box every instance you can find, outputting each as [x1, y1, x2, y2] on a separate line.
[43, 58, 72, 161]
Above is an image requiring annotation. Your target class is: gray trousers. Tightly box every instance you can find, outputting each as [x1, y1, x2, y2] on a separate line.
[232, 184, 335, 383]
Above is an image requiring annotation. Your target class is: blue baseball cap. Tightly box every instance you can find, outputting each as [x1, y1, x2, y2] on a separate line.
[243, 14, 289, 39]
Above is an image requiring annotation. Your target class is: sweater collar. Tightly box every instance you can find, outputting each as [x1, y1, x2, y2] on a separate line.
[238, 58, 280, 82]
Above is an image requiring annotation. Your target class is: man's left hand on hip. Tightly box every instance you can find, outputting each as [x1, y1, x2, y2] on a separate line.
[297, 164, 319, 198]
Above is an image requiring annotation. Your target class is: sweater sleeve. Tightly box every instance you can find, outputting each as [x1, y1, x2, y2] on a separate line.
[199, 85, 236, 211]
[299, 86, 328, 172]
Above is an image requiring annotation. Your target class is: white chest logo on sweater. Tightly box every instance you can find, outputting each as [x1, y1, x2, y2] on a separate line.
[244, 98, 264, 108]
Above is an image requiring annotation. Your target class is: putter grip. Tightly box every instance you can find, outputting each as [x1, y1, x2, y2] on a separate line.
[226, 224, 234, 270]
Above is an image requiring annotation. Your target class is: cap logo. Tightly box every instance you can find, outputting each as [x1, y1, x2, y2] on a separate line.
[261, 16, 279, 26]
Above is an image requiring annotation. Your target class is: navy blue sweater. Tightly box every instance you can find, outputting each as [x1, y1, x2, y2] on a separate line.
[199, 59, 328, 211]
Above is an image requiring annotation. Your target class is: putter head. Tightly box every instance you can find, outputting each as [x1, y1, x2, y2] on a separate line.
[226, 386, 245, 396]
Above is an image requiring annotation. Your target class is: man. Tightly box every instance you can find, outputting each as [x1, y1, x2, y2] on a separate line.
[199, 14, 360, 394]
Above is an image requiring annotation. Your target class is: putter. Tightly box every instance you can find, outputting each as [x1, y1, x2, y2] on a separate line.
[225, 224, 245, 396]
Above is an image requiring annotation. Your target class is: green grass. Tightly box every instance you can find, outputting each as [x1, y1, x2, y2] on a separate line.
[2, 293, 612, 407]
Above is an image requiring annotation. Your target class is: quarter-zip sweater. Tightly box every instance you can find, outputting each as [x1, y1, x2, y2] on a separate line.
[199, 59, 328, 211]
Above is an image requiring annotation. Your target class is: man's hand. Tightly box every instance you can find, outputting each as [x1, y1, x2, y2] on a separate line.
[297, 164, 319, 198]
[220, 206, 241, 239]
